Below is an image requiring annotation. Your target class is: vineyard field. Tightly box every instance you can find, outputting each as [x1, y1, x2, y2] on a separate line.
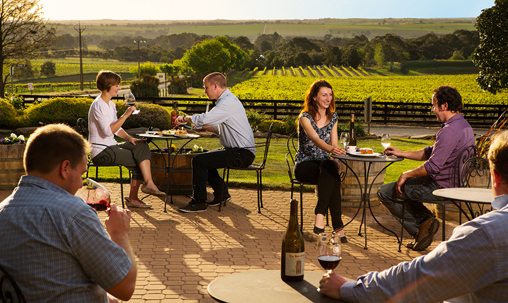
[231, 74, 508, 105]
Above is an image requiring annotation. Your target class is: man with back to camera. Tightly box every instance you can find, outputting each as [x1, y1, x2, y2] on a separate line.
[319, 130, 508, 302]
[0, 124, 137, 302]
[377, 85, 475, 251]
[175, 72, 256, 213]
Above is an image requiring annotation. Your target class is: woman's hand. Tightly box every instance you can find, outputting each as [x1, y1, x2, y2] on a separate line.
[330, 145, 346, 156]
[123, 106, 137, 118]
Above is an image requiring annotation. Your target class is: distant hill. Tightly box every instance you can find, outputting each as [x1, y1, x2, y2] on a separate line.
[49, 18, 476, 40]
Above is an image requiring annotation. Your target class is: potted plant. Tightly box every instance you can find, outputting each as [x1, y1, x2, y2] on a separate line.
[0, 133, 26, 190]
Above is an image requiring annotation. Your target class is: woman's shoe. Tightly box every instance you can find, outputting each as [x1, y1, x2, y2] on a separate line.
[125, 197, 152, 209]
[140, 184, 166, 197]
[340, 236, 348, 243]
[313, 226, 325, 234]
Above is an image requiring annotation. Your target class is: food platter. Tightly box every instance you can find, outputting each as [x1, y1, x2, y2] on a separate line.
[347, 152, 383, 157]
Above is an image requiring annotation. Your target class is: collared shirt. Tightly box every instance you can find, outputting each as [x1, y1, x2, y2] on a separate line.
[295, 112, 338, 166]
[341, 193, 508, 303]
[0, 176, 131, 303]
[423, 114, 474, 188]
[191, 89, 256, 155]
[88, 95, 122, 158]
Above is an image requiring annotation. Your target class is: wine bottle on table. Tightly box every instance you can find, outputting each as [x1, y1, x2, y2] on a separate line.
[281, 199, 305, 282]
[347, 114, 357, 153]
[171, 101, 178, 129]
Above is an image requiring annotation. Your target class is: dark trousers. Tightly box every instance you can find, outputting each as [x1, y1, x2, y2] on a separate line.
[192, 148, 255, 202]
[91, 142, 151, 180]
[294, 160, 343, 230]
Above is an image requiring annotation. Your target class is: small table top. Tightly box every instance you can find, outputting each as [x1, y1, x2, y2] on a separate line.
[207, 270, 345, 303]
[433, 188, 494, 204]
[138, 133, 200, 140]
[332, 154, 403, 163]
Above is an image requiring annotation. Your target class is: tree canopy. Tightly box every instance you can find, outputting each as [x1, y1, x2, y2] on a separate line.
[0, 0, 56, 97]
[473, 0, 508, 94]
[180, 36, 248, 74]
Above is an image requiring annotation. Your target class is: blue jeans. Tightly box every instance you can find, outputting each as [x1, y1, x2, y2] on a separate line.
[377, 176, 441, 237]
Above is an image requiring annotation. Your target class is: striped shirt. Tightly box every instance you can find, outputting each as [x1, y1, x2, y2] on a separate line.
[0, 176, 131, 302]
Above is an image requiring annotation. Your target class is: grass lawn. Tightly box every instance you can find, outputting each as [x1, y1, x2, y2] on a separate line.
[85, 137, 434, 191]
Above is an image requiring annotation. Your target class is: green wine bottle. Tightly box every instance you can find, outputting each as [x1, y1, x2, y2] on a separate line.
[281, 199, 305, 282]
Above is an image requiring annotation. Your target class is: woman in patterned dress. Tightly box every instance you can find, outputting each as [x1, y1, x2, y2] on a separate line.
[294, 80, 347, 242]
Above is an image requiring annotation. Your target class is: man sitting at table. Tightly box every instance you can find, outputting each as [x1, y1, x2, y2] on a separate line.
[175, 72, 255, 213]
[377, 85, 474, 251]
[319, 130, 508, 302]
[0, 124, 137, 302]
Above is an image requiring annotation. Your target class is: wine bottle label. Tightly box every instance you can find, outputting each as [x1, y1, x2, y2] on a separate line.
[285, 252, 305, 276]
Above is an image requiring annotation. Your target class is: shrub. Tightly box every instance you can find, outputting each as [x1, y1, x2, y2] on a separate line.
[24, 97, 93, 126]
[130, 75, 160, 97]
[246, 109, 268, 131]
[258, 119, 285, 134]
[337, 118, 366, 137]
[0, 99, 23, 128]
[40, 61, 56, 76]
[115, 101, 170, 130]
[7, 94, 24, 110]
[281, 115, 298, 135]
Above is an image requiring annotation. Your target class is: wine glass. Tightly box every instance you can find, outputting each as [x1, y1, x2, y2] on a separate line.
[317, 231, 342, 280]
[75, 178, 111, 211]
[381, 134, 391, 151]
[339, 132, 349, 149]
[125, 92, 140, 115]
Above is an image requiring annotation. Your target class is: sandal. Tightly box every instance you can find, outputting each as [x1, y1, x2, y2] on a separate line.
[125, 197, 152, 209]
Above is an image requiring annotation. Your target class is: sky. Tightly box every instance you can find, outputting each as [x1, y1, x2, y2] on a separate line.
[38, 0, 495, 21]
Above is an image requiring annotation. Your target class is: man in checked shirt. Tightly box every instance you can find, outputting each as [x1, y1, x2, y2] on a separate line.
[0, 124, 137, 302]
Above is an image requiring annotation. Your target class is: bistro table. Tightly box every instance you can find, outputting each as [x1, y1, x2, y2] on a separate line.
[433, 188, 494, 221]
[332, 153, 403, 250]
[138, 132, 199, 212]
[207, 270, 347, 303]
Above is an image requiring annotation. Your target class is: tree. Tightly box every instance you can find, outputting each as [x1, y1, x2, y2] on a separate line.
[0, 0, 56, 97]
[323, 45, 342, 66]
[40, 61, 56, 76]
[341, 46, 362, 69]
[374, 43, 385, 67]
[181, 36, 248, 74]
[473, 0, 508, 94]
[129, 61, 160, 78]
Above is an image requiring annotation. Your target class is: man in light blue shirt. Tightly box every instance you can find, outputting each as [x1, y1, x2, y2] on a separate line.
[0, 124, 137, 302]
[319, 130, 508, 303]
[175, 72, 255, 212]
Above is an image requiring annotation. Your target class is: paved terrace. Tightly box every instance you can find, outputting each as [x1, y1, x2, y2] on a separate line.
[1, 185, 460, 303]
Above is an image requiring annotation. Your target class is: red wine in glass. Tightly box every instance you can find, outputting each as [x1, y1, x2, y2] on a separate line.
[75, 178, 111, 212]
[318, 255, 341, 271]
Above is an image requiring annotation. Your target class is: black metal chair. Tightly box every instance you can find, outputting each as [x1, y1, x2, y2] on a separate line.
[0, 264, 26, 303]
[75, 118, 126, 208]
[459, 156, 492, 220]
[286, 132, 331, 233]
[219, 122, 274, 213]
[399, 144, 477, 251]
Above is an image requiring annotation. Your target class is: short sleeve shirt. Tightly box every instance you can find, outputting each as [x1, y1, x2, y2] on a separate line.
[295, 112, 338, 167]
[0, 176, 131, 302]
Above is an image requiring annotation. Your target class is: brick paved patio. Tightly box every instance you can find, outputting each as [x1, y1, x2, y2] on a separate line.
[0, 185, 459, 302]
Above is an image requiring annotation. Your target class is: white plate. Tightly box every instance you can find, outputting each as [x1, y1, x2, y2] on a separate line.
[347, 152, 382, 157]
[175, 134, 200, 138]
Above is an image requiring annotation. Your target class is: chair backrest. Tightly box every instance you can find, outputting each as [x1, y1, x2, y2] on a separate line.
[74, 118, 88, 138]
[0, 265, 27, 303]
[461, 157, 491, 189]
[451, 144, 478, 188]
[285, 132, 298, 182]
[257, 122, 274, 169]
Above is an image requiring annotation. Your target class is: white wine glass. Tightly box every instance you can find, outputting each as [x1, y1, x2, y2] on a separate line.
[316, 232, 342, 292]
[125, 92, 140, 114]
[75, 178, 111, 212]
[381, 134, 391, 151]
[340, 132, 349, 149]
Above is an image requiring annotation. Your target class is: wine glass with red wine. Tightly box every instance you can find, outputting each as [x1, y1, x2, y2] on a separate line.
[75, 178, 111, 212]
[317, 232, 342, 275]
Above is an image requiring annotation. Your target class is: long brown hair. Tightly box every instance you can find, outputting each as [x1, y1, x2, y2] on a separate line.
[298, 79, 335, 124]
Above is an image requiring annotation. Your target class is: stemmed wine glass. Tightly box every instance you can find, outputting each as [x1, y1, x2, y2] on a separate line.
[340, 132, 349, 149]
[125, 92, 140, 115]
[316, 232, 342, 291]
[75, 178, 111, 212]
[381, 134, 391, 151]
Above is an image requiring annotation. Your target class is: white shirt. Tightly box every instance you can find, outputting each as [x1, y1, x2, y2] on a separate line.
[88, 96, 122, 158]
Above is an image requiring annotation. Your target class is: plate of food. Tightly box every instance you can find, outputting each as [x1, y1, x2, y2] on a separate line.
[347, 148, 382, 157]
[160, 130, 176, 136]
[175, 133, 200, 139]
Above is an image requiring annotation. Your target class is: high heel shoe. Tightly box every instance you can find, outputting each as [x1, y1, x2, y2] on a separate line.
[334, 228, 348, 243]
[313, 226, 325, 234]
